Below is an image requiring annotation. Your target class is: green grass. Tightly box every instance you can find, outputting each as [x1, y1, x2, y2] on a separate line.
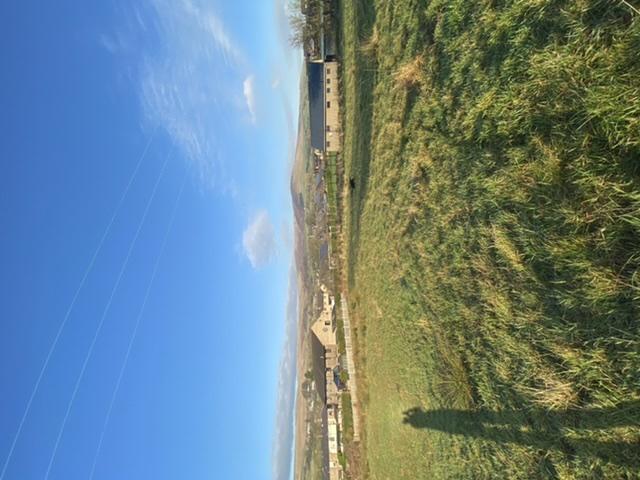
[324, 152, 342, 276]
[324, 153, 347, 353]
[338, 0, 377, 286]
[342, 392, 355, 444]
[338, 0, 640, 478]
[325, 153, 340, 225]
[335, 292, 347, 356]
[338, 451, 347, 471]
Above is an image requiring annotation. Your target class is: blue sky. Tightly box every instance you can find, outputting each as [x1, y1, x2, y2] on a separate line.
[0, 1, 300, 479]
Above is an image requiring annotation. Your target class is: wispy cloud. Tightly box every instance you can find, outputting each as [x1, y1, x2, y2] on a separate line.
[98, 29, 132, 55]
[99, 33, 119, 54]
[243, 75, 257, 124]
[136, 0, 249, 187]
[242, 210, 277, 269]
[203, 12, 244, 67]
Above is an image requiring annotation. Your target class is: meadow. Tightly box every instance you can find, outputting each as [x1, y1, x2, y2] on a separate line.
[336, 0, 640, 478]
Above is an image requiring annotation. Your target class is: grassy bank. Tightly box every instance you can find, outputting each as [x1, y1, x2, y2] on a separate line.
[338, 0, 640, 478]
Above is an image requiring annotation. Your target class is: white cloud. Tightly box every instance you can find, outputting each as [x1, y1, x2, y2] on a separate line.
[243, 75, 257, 124]
[242, 210, 277, 269]
[204, 12, 243, 66]
[99, 33, 118, 54]
[98, 31, 130, 55]
[137, 0, 248, 187]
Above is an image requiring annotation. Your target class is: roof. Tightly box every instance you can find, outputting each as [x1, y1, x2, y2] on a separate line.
[307, 61, 325, 151]
[311, 313, 336, 348]
[310, 331, 327, 405]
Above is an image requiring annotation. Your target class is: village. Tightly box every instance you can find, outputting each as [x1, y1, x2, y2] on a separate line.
[304, 58, 353, 480]
[292, 0, 640, 478]
[295, 2, 361, 478]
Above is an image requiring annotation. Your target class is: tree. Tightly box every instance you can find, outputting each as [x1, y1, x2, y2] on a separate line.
[287, 0, 307, 48]
[287, 0, 324, 51]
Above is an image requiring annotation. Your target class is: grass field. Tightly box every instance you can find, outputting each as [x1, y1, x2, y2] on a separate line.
[337, 0, 640, 478]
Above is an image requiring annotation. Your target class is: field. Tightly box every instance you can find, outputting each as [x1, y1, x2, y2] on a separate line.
[337, 0, 640, 478]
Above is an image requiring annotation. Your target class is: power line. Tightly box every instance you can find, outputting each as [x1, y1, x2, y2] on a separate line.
[88, 170, 187, 480]
[43, 150, 171, 480]
[0, 132, 156, 480]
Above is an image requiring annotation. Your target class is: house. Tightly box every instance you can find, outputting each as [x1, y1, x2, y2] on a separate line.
[308, 61, 326, 152]
[307, 59, 342, 155]
[324, 61, 341, 153]
[310, 284, 344, 479]
[311, 284, 342, 407]
[327, 404, 342, 480]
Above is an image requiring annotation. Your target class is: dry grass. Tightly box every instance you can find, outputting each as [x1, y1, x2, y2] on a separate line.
[360, 25, 379, 57]
[525, 378, 579, 411]
[394, 55, 424, 89]
[337, 0, 640, 478]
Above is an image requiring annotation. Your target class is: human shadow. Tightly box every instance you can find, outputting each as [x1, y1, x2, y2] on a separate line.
[403, 401, 640, 468]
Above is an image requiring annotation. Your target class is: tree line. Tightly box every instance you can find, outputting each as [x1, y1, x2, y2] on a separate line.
[288, 0, 335, 52]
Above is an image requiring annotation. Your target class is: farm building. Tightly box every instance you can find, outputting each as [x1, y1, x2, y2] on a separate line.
[308, 61, 326, 152]
[307, 60, 342, 154]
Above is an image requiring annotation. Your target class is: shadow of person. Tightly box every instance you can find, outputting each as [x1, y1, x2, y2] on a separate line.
[402, 400, 640, 468]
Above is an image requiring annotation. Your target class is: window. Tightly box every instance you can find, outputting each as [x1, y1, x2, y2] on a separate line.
[326, 125, 331, 132]
[327, 101, 331, 108]
[327, 68, 331, 74]
[327, 78, 331, 84]
[327, 88, 331, 93]
[327, 141, 331, 148]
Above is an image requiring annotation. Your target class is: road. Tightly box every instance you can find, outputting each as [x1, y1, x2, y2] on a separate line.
[340, 295, 360, 442]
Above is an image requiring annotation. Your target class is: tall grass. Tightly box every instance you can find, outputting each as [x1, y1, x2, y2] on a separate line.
[338, 0, 640, 478]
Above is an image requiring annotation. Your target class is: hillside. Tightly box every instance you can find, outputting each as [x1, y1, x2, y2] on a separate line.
[337, 1, 640, 478]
